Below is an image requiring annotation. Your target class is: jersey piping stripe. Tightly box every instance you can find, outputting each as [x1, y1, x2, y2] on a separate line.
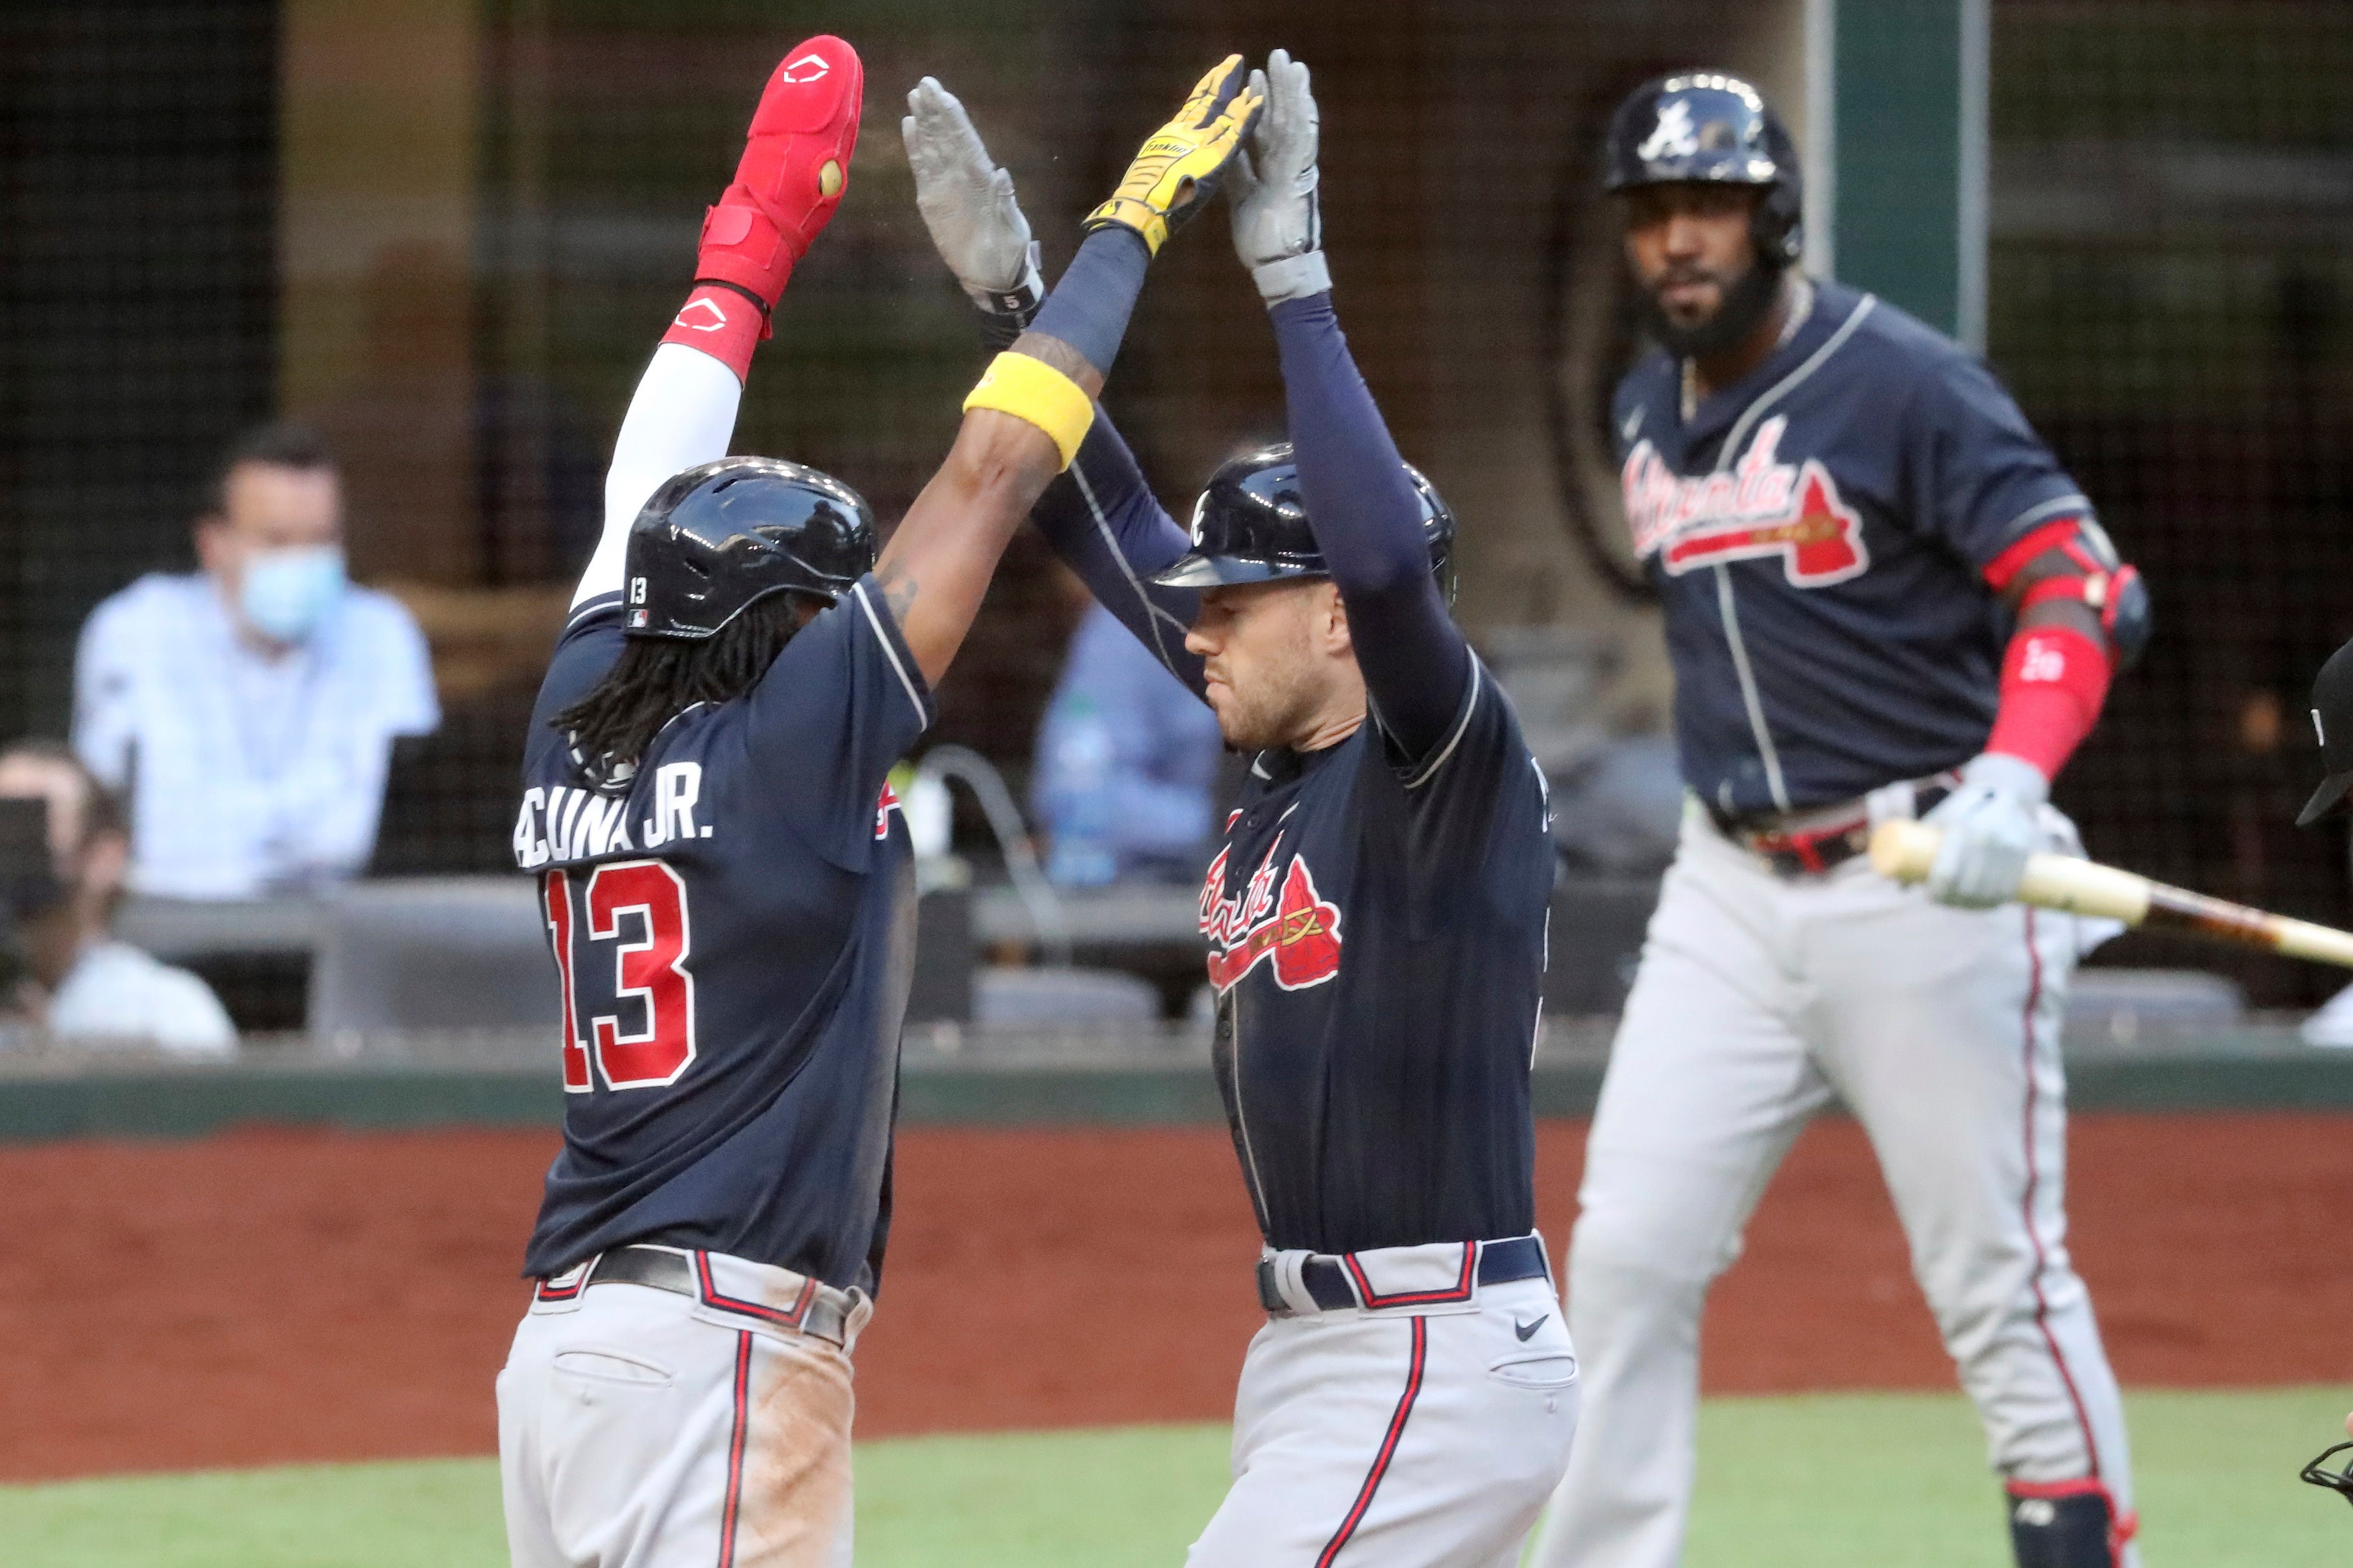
[717, 1330, 754, 1568]
[1069, 458, 1194, 672]
[1339, 1243, 1476, 1309]
[1999, 491, 2096, 543]
[1313, 1316, 1428, 1568]
[694, 1250, 817, 1330]
[850, 581, 930, 729]
[1714, 294, 1879, 473]
[564, 591, 623, 635]
[2015, 909, 2105, 1478]
[1714, 565, 1792, 812]
[1223, 999, 1273, 1235]
[1401, 659, 1483, 790]
[1701, 295, 1877, 817]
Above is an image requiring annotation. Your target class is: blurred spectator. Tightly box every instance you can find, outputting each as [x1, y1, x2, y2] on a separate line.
[1031, 599, 1224, 886]
[72, 422, 440, 897]
[0, 741, 234, 1054]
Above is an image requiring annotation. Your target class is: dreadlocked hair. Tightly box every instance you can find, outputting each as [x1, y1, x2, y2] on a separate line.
[551, 593, 811, 777]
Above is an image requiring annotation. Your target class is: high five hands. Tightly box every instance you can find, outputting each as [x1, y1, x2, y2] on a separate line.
[904, 53, 1328, 307]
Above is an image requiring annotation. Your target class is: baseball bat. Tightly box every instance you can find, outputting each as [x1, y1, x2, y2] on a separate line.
[1869, 819, 2353, 969]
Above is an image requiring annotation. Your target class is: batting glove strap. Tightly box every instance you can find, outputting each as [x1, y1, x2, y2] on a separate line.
[962, 242, 1045, 315]
[1084, 55, 1264, 256]
[969, 243, 1045, 350]
[1253, 250, 1331, 306]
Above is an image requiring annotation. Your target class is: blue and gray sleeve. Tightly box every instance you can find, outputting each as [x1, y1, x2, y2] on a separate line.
[1031, 415, 1206, 698]
[1269, 293, 1471, 765]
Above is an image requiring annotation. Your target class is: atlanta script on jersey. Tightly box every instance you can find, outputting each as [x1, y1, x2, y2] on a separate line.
[1613, 278, 2096, 819]
[1206, 660, 1554, 1257]
[513, 578, 931, 1293]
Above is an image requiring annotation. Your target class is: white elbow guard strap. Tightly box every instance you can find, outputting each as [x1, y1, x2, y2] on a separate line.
[962, 351, 1095, 470]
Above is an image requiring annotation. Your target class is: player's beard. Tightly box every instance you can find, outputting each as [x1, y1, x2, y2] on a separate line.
[1205, 611, 1327, 753]
[1641, 255, 1784, 360]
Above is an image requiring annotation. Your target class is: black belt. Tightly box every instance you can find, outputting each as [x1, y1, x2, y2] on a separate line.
[1256, 1235, 1549, 1316]
[1709, 778, 1955, 878]
[537, 1245, 855, 1345]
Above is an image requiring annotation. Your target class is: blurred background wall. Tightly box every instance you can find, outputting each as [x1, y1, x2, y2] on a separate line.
[1, 0, 2350, 1001]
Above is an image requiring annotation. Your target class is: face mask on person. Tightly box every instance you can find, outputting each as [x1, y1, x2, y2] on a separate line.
[240, 545, 346, 643]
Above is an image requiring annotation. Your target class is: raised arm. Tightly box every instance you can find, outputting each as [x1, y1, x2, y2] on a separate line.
[903, 78, 1205, 692]
[1233, 52, 1470, 761]
[1035, 418, 1205, 690]
[882, 57, 1260, 686]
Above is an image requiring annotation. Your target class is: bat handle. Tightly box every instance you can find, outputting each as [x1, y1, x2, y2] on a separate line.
[1868, 819, 1941, 883]
[1868, 819, 2153, 923]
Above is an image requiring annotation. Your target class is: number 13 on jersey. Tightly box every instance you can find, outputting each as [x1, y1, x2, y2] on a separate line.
[541, 860, 700, 1092]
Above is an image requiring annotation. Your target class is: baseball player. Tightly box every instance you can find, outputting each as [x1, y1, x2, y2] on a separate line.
[907, 55, 1575, 1566]
[497, 41, 1261, 1567]
[1525, 74, 2153, 1568]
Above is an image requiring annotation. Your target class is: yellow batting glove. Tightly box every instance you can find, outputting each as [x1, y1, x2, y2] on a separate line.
[1083, 55, 1265, 256]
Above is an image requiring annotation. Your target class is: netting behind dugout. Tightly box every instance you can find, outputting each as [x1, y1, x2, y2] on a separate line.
[5, 1, 2353, 1004]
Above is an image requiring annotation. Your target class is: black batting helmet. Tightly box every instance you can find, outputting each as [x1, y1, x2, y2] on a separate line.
[1150, 443, 1457, 600]
[1604, 72, 1804, 267]
[623, 457, 877, 639]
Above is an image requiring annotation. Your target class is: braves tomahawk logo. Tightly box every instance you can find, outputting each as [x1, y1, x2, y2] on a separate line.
[1199, 842, 1343, 994]
[1622, 415, 1870, 587]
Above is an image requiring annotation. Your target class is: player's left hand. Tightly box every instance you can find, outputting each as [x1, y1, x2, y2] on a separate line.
[1228, 49, 1326, 302]
[901, 77, 1041, 307]
[1085, 55, 1263, 256]
[1921, 752, 2049, 908]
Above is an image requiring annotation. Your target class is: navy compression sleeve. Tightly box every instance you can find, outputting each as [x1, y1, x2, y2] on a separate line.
[1270, 292, 1471, 763]
[1029, 228, 1151, 375]
[1033, 415, 1205, 694]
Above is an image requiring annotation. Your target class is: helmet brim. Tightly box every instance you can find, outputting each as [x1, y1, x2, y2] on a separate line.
[1149, 553, 1330, 590]
[2298, 770, 2353, 827]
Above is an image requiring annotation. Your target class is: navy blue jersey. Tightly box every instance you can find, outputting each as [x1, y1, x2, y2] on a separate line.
[1033, 295, 1551, 1257]
[512, 579, 932, 1292]
[1615, 278, 2092, 817]
[1203, 663, 1551, 1256]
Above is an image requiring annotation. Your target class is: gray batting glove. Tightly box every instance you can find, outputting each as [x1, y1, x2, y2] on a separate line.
[1227, 49, 1327, 305]
[902, 77, 1043, 311]
[1922, 752, 2049, 909]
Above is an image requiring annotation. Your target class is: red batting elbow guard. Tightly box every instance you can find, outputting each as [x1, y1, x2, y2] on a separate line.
[1985, 623, 2111, 783]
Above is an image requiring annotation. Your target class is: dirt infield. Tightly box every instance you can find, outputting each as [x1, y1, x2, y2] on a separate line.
[0, 1113, 2345, 1481]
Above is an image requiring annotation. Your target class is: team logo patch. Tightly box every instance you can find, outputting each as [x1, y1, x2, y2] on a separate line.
[874, 781, 902, 840]
[1199, 843, 1343, 994]
[1622, 415, 1870, 588]
[1636, 100, 1698, 161]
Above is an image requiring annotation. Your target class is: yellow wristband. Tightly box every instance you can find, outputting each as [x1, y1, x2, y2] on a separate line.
[961, 351, 1095, 470]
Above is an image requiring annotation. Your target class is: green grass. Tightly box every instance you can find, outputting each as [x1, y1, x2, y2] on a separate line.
[1, 1389, 2346, 1566]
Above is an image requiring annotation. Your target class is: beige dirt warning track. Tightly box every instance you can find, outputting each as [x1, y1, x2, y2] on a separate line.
[0, 1114, 2343, 1481]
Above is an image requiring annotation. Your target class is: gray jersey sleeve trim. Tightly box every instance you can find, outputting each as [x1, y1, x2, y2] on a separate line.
[851, 581, 932, 730]
[2000, 492, 2094, 539]
[1069, 459, 1194, 673]
[1402, 657, 1485, 791]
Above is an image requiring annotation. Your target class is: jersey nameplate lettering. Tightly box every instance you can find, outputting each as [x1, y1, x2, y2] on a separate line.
[512, 762, 708, 869]
[1622, 415, 1870, 588]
